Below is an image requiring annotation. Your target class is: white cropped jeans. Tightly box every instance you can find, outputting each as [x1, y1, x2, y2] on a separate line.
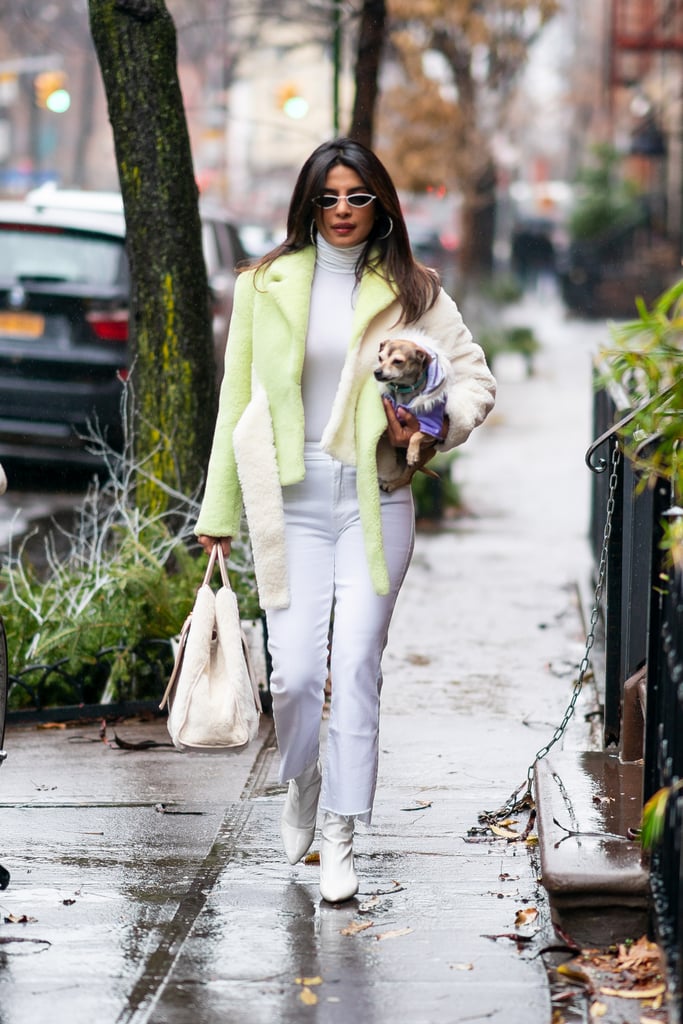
[265, 444, 415, 824]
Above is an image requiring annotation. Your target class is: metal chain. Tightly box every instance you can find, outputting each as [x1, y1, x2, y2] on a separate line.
[479, 441, 622, 824]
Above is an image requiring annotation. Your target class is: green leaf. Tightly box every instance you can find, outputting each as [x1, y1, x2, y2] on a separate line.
[640, 787, 671, 850]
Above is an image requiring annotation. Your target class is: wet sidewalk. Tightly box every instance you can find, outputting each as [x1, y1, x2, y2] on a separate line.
[0, 293, 609, 1023]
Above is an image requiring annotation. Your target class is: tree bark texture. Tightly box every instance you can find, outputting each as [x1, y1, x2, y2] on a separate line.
[349, 0, 386, 148]
[89, 0, 216, 509]
[457, 158, 496, 279]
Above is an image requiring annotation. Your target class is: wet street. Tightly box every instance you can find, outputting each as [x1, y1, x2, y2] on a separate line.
[0, 291, 613, 1023]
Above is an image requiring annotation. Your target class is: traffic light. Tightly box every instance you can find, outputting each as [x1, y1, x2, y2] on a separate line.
[275, 81, 308, 120]
[34, 70, 70, 113]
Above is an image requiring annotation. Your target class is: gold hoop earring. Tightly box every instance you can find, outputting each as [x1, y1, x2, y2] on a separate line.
[376, 216, 393, 240]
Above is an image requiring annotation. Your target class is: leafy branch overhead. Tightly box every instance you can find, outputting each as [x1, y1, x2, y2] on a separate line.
[381, 0, 558, 275]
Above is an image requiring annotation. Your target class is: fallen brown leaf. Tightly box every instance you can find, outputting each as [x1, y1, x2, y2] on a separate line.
[557, 962, 593, 986]
[515, 907, 539, 927]
[340, 920, 374, 936]
[616, 936, 661, 972]
[303, 851, 320, 864]
[112, 733, 173, 750]
[401, 800, 433, 812]
[365, 881, 405, 896]
[299, 988, 318, 1006]
[4, 914, 37, 924]
[154, 803, 204, 816]
[405, 653, 430, 665]
[490, 824, 519, 840]
[483, 932, 534, 946]
[599, 984, 665, 1000]
[589, 1001, 607, 1018]
[374, 927, 412, 941]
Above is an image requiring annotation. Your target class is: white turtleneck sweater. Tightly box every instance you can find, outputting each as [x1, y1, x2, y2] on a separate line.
[302, 235, 365, 442]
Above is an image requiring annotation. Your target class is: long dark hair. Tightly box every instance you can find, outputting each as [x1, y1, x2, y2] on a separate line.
[248, 138, 440, 324]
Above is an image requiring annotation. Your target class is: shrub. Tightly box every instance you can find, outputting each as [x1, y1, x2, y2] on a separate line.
[0, 389, 259, 709]
[599, 277, 683, 569]
[411, 450, 462, 521]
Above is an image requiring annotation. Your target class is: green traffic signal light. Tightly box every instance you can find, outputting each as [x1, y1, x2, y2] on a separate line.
[34, 70, 70, 112]
[46, 88, 70, 113]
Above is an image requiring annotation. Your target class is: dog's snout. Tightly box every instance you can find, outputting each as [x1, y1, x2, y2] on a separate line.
[373, 368, 384, 380]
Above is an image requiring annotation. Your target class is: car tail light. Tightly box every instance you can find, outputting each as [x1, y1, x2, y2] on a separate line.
[86, 309, 129, 343]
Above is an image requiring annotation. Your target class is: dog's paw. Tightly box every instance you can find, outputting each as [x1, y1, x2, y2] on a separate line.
[380, 478, 404, 493]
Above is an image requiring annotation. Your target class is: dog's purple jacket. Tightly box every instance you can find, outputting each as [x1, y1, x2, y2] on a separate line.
[385, 353, 447, 438]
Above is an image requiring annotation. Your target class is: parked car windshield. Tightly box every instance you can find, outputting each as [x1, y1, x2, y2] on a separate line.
[0, 225, 125, 286]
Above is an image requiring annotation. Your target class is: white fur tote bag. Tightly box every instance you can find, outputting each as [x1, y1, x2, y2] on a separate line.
[160, 545, 262, 752]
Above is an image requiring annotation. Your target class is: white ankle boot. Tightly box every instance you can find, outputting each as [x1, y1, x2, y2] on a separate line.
[281, 759, 322, 865]
[319, 812, 358, 903]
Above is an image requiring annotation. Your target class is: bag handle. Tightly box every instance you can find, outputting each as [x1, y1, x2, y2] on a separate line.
[201, 542, 232, 589]
[215, 543, 231, 588]
[159, 612, 192, 710]
[212, 544, 263, 715]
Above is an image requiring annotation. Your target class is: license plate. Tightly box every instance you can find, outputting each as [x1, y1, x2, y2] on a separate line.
[0, 311, 45, 337]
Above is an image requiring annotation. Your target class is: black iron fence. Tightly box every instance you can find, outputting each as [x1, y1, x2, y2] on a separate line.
[3, 615, 272, 725]
[6, 637, 175, 723]
[590, 380, 683, 1012]
[648, 563, 683, 1017]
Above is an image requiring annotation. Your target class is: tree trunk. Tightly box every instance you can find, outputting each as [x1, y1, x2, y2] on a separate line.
[349, 0, 386, 148]
[458, 158, 497, 280]
[88, 0, 216, 510]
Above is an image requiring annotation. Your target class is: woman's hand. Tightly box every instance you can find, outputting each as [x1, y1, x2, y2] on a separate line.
[197, 534, 232, 558]
[382, 397, 420, 449]
[382, 399, 449, 448]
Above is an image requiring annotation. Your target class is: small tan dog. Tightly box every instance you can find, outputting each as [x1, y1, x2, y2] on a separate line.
[374, 336, 448, 493]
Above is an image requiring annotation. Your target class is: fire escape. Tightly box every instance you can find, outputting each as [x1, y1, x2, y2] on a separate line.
[611, 0, 683, 65]
[610, 0, 683, 249]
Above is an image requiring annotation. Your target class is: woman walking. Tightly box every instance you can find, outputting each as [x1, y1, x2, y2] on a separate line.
[196, 138, 495, 903]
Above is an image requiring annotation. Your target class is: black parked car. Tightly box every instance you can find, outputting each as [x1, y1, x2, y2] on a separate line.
[0, 188, 246, 467]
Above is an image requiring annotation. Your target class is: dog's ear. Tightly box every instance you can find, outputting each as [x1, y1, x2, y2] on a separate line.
[414, 346, 431, 367]
[379, 340, 388, 353]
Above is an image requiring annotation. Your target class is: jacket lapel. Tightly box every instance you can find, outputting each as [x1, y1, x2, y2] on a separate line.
[350, 267, 399, 348]
[265, 248, 316, 345]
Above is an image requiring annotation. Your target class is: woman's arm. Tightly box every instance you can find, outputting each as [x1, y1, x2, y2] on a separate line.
[418, 290, 496, 451]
